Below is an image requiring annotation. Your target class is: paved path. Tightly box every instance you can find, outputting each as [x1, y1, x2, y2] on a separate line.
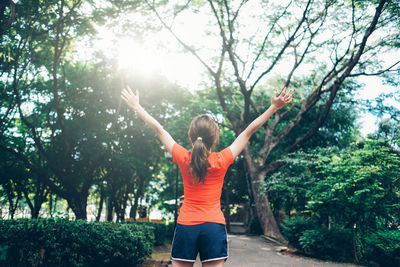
[192, 234, 360, 267]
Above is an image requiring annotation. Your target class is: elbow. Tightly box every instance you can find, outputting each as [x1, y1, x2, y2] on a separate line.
[156, 127, 165, 136]
[244, 128, 255, 140]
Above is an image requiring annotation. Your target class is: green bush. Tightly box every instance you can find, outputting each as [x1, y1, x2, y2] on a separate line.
[299, 227, 353, 261]
[281, 216, 316, 249]
[125, 221, 173, 246]
[165, 223, 176, 242]
[0, 219, 154, 267]
[363, 230, 400, 267]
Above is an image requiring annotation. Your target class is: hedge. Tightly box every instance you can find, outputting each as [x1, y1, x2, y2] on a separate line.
[299, 227, 353, 261]
[363, 229, 400, 267]
[282, 216, 400, 265]
[0, 218, 154, 267]
[281, 216, 316, 249]
[124, 221, 174, 246]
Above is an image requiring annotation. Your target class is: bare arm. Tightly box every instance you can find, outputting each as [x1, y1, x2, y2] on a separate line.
[121, 86, 176, 154]
[229, 88, 293, 158]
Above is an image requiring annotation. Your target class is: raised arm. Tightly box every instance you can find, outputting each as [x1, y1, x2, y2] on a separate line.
[121, 86, 176, 154]
[229, 88, 293, 158]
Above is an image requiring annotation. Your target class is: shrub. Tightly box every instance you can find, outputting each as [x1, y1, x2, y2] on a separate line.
[281, 216, 316, 249]
[0, 219, 154, 267]
[299, 227, 353, 261]
[125, 221, 172, 246]
[363, 229, 400, 267]
[165, 223, 176, 242]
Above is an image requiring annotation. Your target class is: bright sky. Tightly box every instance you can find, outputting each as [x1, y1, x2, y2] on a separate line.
[355, 76, 400, 136]
[92, 26, 205, 88]
[82, 2, 399, 137]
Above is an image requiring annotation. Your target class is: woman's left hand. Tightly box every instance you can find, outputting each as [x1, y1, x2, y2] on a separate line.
[271, 87, 293, 110]
[121, 86, 140, 110]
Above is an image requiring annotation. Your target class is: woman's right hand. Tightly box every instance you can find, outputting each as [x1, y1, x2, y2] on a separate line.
[271, 87, 293, 110]
[121, 86, 140, 110]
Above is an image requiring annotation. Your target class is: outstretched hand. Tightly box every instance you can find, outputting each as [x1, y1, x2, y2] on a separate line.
[271, 87, 293, 110]
[121, 86, 140, 110]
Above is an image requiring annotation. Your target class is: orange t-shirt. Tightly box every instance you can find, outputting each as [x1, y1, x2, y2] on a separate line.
[172, 143, 234, 225]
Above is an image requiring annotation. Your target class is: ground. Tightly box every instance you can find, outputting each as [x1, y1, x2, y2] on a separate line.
[140, 234, 362, 267]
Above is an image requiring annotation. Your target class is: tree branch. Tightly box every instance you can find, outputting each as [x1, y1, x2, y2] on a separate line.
[245, 0, 293, 82]
[147, 0, 216, 76]
[349, 60, 400, 77]
[250, 0, 313, 91]
[289, 0, 388, 151]
[0, 145, 67, 198]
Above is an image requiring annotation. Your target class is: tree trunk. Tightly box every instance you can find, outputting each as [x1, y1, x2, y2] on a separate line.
[68, 194, 88, 220]
[132, 194, 140, 221]
[96, 193, 104, 221]
[31, 196, 42, 219]
[106, 196, 113, 222]
[32, 205, 40, 218]
[7, 189, 20, 219]
[129, 199, 135, 218]
[9, 196, 19, 219]
[116, 209, 121, 222]
[24, 188, 47, 219]
[131, 177, 144, 221]
[49, 194, 53, 217]
[250, 171, 285, 242]
[120, 191, 129, 222]
[352, 224, 360, 264]
[23, 190, 36, 218]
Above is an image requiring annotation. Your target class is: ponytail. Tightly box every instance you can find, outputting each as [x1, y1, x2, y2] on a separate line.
[188, 114, 219, 183]
[190, 138, 211, 183]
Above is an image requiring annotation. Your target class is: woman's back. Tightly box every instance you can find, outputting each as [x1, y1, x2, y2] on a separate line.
[172, 143, 233, 225]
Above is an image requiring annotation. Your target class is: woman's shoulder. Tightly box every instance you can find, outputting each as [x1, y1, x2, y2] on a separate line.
[209, 147, 234, 168]
[172, 143, 190, 164]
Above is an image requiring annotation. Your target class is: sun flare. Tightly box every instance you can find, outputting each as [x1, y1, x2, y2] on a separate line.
[93, 26, 203, 90]
[116, 38, 161, 74]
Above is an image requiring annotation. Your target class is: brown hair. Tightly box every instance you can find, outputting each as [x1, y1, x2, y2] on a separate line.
[188, 114, 219, 183]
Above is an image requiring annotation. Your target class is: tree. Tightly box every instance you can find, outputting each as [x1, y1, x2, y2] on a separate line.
[264, 84, 361, 222]
[1, 0, 192, 220]
[0, 0, 114, 219]
[308, 140, 400, 261]
[143, 0, 400, 240]
[366, 92, 400, 148]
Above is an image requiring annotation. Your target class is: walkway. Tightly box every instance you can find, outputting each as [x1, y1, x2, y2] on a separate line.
[193, 234, 360, 267]
[143, 234, 361, 267]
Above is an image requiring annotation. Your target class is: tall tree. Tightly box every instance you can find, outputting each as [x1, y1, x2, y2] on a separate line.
[0, 0, 110, 219]
[145, 0, 400, 240]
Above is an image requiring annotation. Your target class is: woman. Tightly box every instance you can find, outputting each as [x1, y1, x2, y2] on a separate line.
[121, 87, 293, 267]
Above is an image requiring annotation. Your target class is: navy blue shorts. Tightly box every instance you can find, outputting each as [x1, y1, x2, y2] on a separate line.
[171, 222, 228, 263]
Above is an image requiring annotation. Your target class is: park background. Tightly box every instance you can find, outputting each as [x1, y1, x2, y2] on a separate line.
[0, 0, 399, 266]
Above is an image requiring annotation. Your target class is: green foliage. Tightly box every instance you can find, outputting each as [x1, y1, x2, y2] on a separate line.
[363, 230, 400, 267]
[0, 245, 7, 261]
[264, 147, 341, 218]
[0, 219, 154, 267]
[308, 140, 400, 229]
[125, 221, 173, 246]
[299, 228, 353, 261]
[277, 140, 400, 264]
[281, 216, 316, 249]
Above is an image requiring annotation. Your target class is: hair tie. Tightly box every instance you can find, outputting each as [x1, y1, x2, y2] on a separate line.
[197, 137, 202, 141]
